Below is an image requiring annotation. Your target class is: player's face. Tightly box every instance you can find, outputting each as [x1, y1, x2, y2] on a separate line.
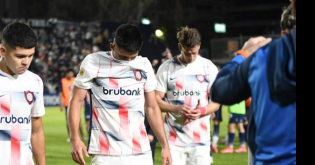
[110, 43, 138, 62]
[0, 44, 35, 75]
[66, 71, 74, 79]
[179, 44, 200, 64]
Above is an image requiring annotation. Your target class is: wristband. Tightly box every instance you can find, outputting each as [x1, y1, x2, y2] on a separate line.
[197, 107, 207, 115]
[236, 50, 250, 58]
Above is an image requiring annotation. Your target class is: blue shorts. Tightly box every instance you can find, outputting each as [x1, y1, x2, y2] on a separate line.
[229, 113, 247, 124]
[213, 106, 222, 122]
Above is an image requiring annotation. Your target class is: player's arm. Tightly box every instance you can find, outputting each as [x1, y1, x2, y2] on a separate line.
[68, 86, 89, 165]
[59, 81, 64, 111]
[145, 91, 172, 165]
[211, 37, 271, 105]
[31, 117, 46, 165]
[156, 91, 193, 115]
[155, 62, 193, 116]
[189, 101, 221, 121]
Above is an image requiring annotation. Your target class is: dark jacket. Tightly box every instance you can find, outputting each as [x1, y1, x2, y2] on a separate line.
[211, 29, 296, 165]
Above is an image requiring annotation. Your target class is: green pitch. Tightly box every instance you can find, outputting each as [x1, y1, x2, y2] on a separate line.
[43, 106, 247, 165]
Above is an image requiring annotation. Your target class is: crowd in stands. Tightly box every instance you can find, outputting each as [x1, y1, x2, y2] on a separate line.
[0, 20, 172, 94]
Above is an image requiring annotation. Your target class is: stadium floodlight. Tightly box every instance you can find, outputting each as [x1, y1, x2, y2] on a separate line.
[214, 23, 226, 33]
[155, 29, 164, 38]
[142, 18, 151, 25]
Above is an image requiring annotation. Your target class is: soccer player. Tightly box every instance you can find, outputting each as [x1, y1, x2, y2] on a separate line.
[210, 0, 296, 164]
[220, 100, 247, 154]
[155, 26, 220, 165]
[0, 22, 46, 165]
[68, 23, 172, 165]
[59, 68, 85, 142]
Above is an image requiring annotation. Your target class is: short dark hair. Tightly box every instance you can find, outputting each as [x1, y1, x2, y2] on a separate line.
[65, 68, 75, 74]
[1, 22, 37, 49]
[177, 26, 201, 48]
[281, 5, 296, 31]
[114, 23, 143, 53]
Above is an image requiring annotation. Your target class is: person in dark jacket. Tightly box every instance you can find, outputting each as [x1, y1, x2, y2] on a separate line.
[210, 0, 296, 164]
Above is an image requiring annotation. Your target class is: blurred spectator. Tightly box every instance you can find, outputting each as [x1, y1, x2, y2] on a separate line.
[0, 20, 170, 94]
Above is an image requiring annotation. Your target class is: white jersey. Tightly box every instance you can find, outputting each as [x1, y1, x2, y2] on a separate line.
[0, 69, 45, 165]
[74, 51, 157, 156]
[156, 55, 218, 147]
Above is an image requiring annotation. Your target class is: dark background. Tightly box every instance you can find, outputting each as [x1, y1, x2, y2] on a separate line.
[0, 0, 289, 52]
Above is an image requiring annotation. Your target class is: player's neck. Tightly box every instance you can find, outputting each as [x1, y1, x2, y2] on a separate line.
[178, 55, 188, 66]
[0, 61, 15, 76]
[178, 55, 198, 66]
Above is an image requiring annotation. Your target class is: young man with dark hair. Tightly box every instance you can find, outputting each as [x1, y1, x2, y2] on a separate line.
[0, 22, 46, 165]
[155, 26, 220, 165]
[68, 23, 172, 165]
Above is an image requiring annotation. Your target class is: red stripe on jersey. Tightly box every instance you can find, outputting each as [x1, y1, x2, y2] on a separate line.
[11, 124, 21, 164]
[109, 78, 120, 89]
[92, 104, 100, 125]
[140, 123, 147, 139]
[0, 95, 11, 116]
[132, 135, 142, 154]
[193, 130, 201, 144]
[99, 132, 110, 155]
[176, 78, 184, 91]
[200, 119, 208, 137]
[119, 97, 129, 133]
[169, 127, 177, 143]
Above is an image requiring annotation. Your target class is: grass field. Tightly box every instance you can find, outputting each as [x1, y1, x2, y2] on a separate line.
[43, 106, 247, 165]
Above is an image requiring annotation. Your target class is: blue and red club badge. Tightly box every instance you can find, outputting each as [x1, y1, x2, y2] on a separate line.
[134, 70, 143, 81]
[24, 91, 35, 105]
[197, 75, 206, 83]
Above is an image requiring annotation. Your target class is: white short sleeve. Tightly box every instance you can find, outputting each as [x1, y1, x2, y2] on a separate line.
[144, 59, 157, 93]
[155, 61, 169, 93]
[31, 76, 45, 117]
[74, 54, 99, 89]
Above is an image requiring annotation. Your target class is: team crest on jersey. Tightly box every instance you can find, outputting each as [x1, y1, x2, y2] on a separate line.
[134, 70, 142, 81]
[197, 75, 205, 83]
[79, 68, 85, 77]
[24, 91, 34, 105]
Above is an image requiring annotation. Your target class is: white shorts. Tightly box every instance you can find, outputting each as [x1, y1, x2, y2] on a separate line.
[170, 145, 212, 165]
[91, 152, 153, 165]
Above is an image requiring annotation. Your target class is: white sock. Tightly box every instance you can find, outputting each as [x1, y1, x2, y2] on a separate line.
[213, 135, 219, 146]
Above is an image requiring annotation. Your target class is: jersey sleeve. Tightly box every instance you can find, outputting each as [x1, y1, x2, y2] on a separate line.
[74, 54, 99, 89]
[144, 59, 157, 93]
[155, 62, 169, 93]
[31, 76, 45, 117]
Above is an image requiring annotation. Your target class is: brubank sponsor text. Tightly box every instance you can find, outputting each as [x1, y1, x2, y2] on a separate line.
[103, 87, 141, 96]
[0, 115, 31, 124]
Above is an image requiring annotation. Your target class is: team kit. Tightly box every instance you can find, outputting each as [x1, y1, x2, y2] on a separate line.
[0, 23, 220, 165]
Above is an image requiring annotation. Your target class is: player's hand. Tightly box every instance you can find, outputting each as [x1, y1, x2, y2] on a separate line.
[210, 113, 216, 120]
[70, 138, 89, 165]
[60, 105, 65, 112]
[189, 100, 207, 121]
[177, 105, 193, 117]
[241, 36, 272, 56]
[148, 134, 154, 143]
[161, 146, 172, 165]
